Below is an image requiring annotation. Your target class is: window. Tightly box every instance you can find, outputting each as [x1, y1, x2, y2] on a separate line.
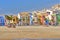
[13, 19, 15, 21]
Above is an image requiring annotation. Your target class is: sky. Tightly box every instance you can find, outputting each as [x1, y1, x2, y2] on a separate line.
[0, 0, 60, 15]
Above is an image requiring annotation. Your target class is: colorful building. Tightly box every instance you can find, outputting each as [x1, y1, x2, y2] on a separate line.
[5, 4, 59, 26]
[46, 9, 57, 25]
[0, 16, 5, 26]
[56, 10, 60, 25]
[18, 12, 30, 26]
[12, 16, 18, 24]
[32, 11, 38, 25]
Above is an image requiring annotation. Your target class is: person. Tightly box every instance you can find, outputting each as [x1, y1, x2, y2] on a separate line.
[45, 14, 49, 26]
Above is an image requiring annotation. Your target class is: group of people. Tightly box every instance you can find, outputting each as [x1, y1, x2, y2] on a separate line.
[38, 13, 56, 26]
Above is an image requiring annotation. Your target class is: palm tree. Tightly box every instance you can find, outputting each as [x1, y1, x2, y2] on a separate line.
[5, 15, 12, 20]
[5, 15, 13, 26]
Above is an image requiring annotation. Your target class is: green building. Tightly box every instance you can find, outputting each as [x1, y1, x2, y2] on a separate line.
[56, 10, 60, 25]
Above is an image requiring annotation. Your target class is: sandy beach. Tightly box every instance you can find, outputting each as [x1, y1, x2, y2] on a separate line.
[0, 26, 60, 40]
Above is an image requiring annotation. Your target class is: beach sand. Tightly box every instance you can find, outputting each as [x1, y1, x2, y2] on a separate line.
[0, 26, 60, 40]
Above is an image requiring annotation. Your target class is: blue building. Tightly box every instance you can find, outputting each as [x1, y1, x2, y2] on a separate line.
[0, 16, 5, 26]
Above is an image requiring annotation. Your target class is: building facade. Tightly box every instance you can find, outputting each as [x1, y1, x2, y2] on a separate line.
[18, 12, 30, 26]
[0, 16, 5, 26]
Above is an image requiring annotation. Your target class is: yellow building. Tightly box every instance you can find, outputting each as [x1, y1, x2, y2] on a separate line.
[12, 16, 18, 24]
[18, 12, 30, 25]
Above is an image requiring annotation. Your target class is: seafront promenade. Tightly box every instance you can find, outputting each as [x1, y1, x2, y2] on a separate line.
[0, 26, 60, 40]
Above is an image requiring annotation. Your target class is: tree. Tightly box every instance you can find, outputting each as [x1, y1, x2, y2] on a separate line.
[5, 15, 13, 24]
[5, 15, 12, 20]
